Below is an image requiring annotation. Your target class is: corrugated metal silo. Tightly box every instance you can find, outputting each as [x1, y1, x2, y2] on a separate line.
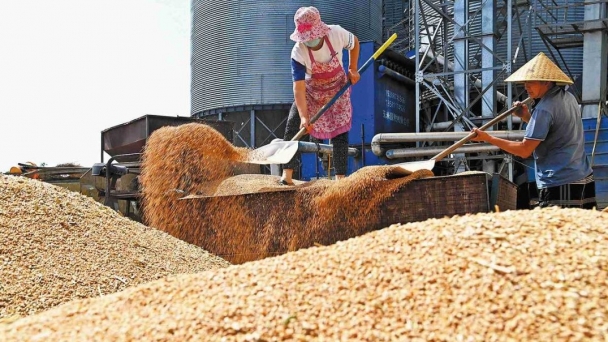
[382, 0, 408, 51]
[191, 0, 383, 117]
[528, 1, 585, 80]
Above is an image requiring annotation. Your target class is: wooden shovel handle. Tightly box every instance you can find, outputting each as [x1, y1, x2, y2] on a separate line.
[292, 126, 309, 142]
[432, 97, 534, 162]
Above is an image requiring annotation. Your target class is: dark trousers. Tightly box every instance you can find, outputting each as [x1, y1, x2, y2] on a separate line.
[283, 102, 349, 175]
[537, 174, 597, 209]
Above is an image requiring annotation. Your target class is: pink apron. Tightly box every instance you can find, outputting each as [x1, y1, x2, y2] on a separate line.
[306, 36, 353, 140]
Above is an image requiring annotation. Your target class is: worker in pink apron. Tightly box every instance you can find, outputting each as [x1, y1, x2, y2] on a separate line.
[279, 6, 361, 185]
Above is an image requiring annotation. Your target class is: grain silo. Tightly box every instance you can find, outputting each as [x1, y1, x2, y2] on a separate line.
[190, 0, 383, 149]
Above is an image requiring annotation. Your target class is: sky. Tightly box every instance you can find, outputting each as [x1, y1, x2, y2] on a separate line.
[0, 0, 190, 172]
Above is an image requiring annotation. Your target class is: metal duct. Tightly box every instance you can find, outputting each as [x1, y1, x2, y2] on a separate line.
[371, 130, 525, 156]
[385, 144, 500, 159]
[378, 65, 416, 88]
[297, 141, 359, 157]
[430, 116, 523, 130]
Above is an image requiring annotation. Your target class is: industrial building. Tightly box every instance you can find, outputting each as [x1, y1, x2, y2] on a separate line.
[190, 0, 608, 208]
[17, 0, 605, 216]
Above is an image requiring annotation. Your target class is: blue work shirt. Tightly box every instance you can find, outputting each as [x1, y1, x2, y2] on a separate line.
[525, 87, 592, 188]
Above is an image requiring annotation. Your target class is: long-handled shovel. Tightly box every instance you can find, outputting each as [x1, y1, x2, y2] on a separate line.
[393, 97, 534, 173]
[245, 33, 398, 165]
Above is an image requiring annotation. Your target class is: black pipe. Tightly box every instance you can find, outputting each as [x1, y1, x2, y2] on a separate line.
[361, 124, 365, 167]
[377, 65, 416, 88]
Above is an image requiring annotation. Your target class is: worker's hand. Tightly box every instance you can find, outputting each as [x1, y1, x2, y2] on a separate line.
[470, 128, 490, 142]
[348, 69, 360, 85]
[300, 116, 313, 132]
[513, 101, 530, 118]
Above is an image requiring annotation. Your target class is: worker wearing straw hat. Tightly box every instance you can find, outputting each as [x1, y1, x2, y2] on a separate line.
[279, 6, 360, 185]
[472, 52, 596, 209]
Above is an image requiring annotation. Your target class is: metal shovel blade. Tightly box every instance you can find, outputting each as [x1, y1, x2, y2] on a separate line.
[246, 139, 300, 165]
[392, 159, 436, 174]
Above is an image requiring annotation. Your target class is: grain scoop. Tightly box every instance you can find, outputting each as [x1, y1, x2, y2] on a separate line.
[393, 97, 534, 174]
[245, 33, 398, 165]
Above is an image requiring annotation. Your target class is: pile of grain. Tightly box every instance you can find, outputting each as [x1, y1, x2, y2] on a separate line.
[0, 175, 229, 321]
[310, 166, 433, 236]
[2, 207, 607, 341]
[186, 174, 308, 197]
[140, 123, 435, 264]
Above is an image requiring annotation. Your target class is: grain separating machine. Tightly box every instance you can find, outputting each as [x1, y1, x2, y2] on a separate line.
[83, 114, 237, 221]
[5, 162, 92, 193]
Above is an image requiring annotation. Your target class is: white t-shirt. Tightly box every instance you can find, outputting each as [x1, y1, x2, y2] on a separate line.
[291, 25, 355, 76]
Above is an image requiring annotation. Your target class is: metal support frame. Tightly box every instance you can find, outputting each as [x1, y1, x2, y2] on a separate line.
[481, 0, 497, 174]
[453, 0, 469, 173]
[250, 109, 256, 148]
[386, 0, 608, 180]
[232, 113, 288, 150]
[506, 0, 514, 181]
[408, 0, 522, 178]
[383, 0, 608, 182]
[581, 1, 608, 119]
[229, 111, 289, 175]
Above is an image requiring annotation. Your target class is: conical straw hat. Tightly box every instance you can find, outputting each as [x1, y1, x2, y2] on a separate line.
[505, 52, 573, 85]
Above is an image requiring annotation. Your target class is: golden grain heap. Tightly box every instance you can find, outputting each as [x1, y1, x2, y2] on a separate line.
[0, 174, 229, 321]
[1, 207, 607, 341]
[139, 123, 434, 264]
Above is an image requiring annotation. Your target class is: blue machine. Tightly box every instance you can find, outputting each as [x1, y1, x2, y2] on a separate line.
[300, 41, 417, 180]
[583, 116, 608, 209]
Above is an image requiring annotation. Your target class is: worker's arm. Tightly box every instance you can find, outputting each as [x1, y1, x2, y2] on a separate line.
[293, 80, 309, 129]
[348, 36, 360, 85]
[471, 128, 541, 158]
